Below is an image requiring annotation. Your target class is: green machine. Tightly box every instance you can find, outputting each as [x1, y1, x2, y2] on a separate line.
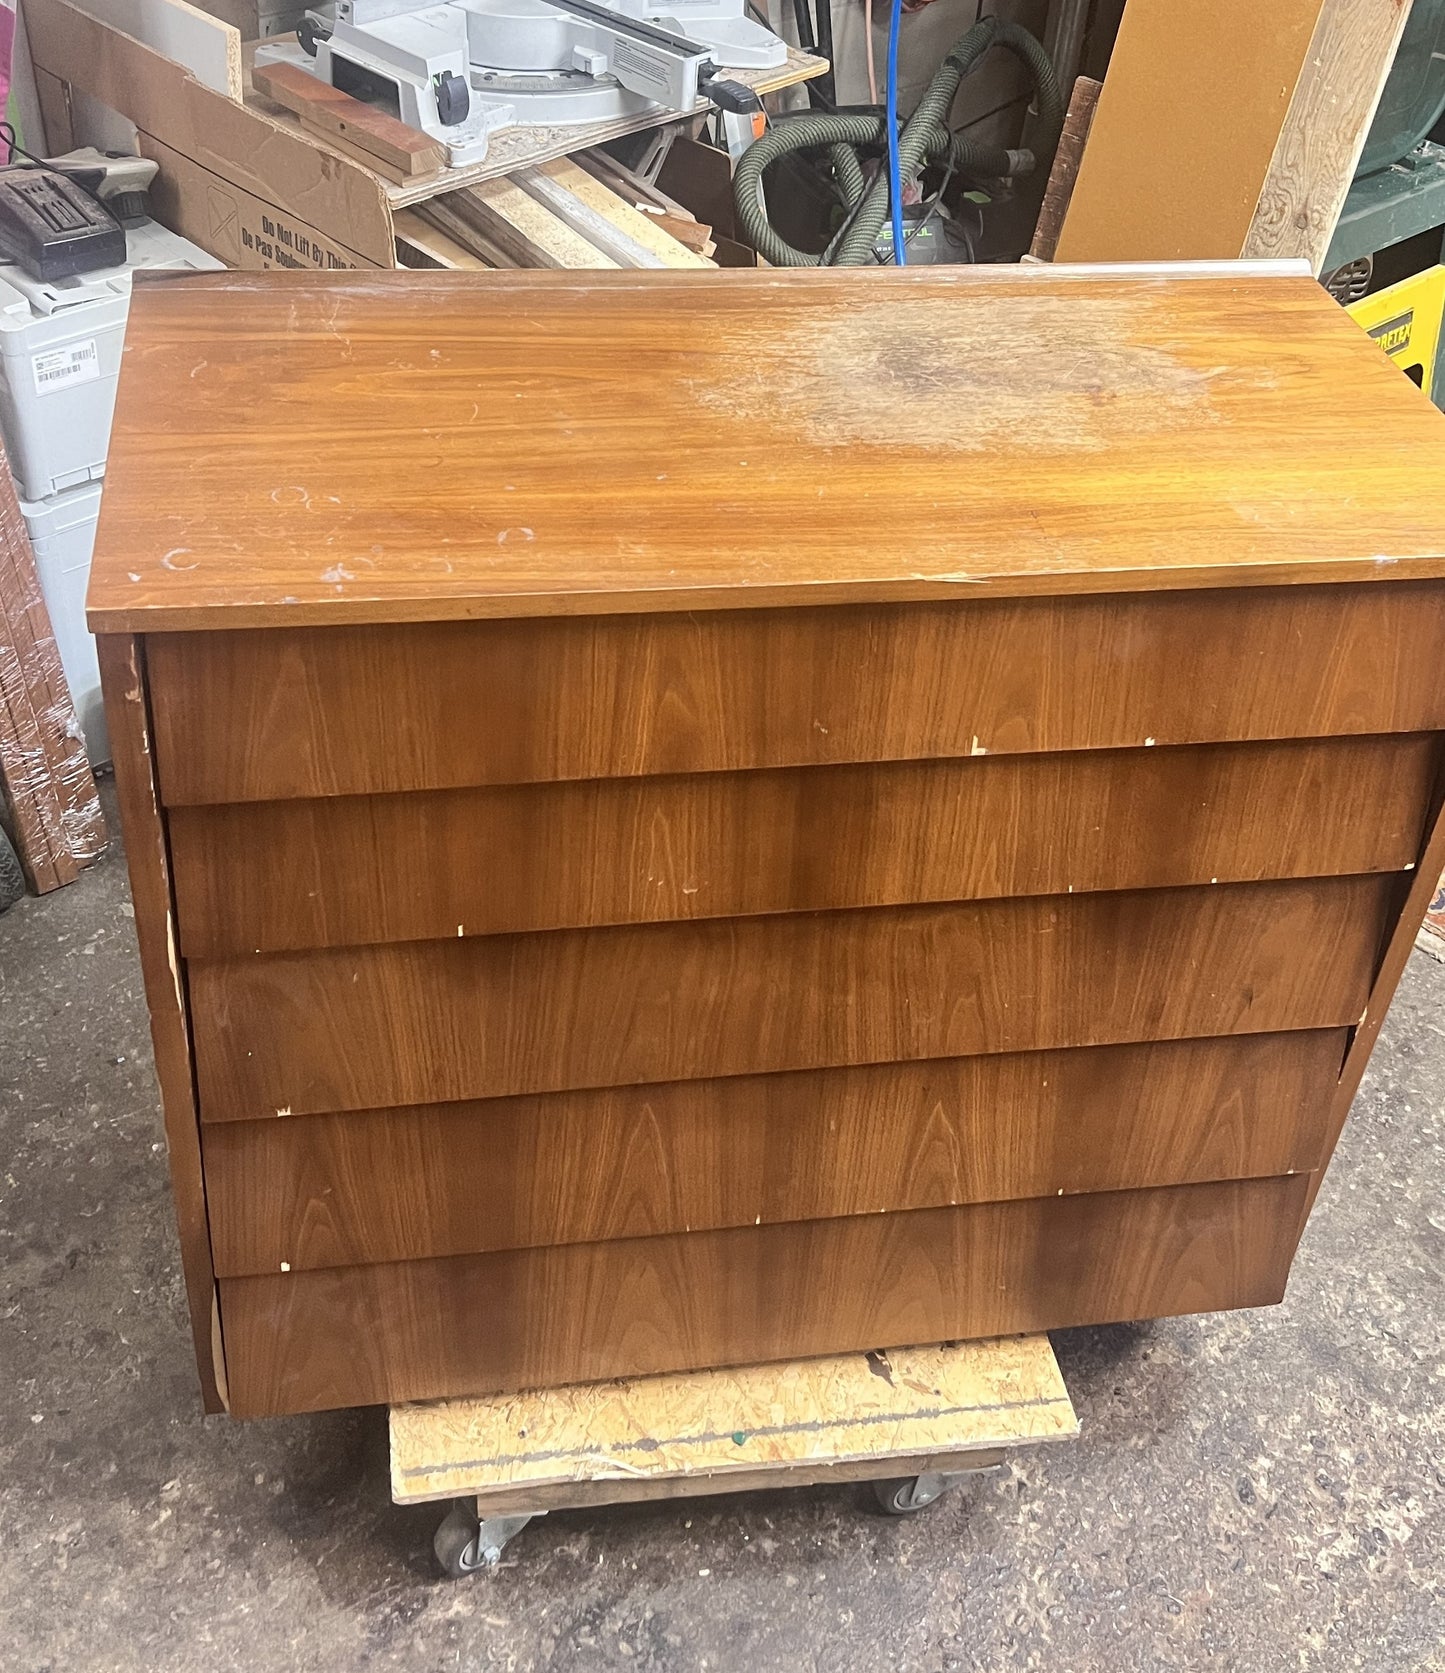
[1323, 0, 1445, 287]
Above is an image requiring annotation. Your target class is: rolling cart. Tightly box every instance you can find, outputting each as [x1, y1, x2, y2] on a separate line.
[389, 1334, 1079, 1576]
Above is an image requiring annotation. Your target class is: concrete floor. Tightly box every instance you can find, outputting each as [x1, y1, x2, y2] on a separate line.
[2, 796, 1442, 1673]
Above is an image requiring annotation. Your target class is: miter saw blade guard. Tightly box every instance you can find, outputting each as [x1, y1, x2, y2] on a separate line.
[275, 0, 786, 166]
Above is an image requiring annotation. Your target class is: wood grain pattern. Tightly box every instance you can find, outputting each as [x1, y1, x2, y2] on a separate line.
[251, 61, 447, 175]
[514, 158, 715, 268]
[438, 179, 621, 271]
[218, 1175, 1312, 1414]
[1305, 751, 1445, 1220]
[1029, 74, 1102, 262]
[1054, 0, 1329, 262]
[1243, 0, 1413, 271]
[167, 735, 1437, 956]
[94, 637, 223, 1412]
[203, 1030, 1346, 1276]
[86, 269, 1445, 635]
[145, 583, 1445, 805]
[189, 876, 1392, 1122]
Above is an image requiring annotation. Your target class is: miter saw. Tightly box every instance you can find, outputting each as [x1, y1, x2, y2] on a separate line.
[261, 0, 787, 166]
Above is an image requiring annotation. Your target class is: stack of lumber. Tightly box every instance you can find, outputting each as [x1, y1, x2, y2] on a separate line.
[400, 156, 716, 271]
[253, 58, 718, 270]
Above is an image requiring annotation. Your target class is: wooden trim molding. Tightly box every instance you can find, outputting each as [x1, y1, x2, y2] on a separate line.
[96, 634, 224, 1411]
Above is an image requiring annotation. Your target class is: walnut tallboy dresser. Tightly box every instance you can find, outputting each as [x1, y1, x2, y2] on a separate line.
[89, 267, 1445, 1418]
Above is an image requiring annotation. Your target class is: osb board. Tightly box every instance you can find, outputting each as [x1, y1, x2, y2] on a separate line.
[390, 1336, 1076, 1506]
[246, 45, 828, 209]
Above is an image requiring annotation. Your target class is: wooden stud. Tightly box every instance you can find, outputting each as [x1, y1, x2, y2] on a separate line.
[252, 60, 447, 177]
[440, 179, 620, 270]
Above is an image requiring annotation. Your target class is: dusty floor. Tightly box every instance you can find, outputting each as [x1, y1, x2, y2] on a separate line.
[1, 796, 1442, 1673]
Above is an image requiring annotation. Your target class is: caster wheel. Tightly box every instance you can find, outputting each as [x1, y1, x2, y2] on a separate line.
[434, 1502, 488, 1577]
[873, 1473, 950, 1515]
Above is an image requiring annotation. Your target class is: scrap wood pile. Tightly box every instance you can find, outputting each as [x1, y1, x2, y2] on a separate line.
[397, 153, 718, 271]
[251, 58, 719, 270]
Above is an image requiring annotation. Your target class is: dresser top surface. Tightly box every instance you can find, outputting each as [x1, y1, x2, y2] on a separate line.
[88, 265, 1445, 632]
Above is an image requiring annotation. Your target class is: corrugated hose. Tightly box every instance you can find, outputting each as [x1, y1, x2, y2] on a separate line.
[733, 15, 1063, 267]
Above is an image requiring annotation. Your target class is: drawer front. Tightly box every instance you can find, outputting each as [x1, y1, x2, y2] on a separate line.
[203, 1030, 1345, 1276]
[147, 582, 1445, 804]
[218, 1175, 1311, 1414]
[189, 875, 1391, 1121]
[168, 734, 1436, 956]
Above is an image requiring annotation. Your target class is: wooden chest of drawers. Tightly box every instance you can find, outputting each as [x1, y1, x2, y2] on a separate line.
[90, 267, 1445, 1418]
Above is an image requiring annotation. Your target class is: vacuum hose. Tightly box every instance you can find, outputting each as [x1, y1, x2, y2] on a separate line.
[734, 15, 1062, 266]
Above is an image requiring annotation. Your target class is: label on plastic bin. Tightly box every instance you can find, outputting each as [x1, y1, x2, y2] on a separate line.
[31, 339, 100, 396]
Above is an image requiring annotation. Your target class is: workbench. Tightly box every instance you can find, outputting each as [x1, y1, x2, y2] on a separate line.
[89, 263, 1445, 1420]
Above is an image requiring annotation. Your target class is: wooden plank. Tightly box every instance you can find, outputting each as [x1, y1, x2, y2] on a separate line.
[187, 875, 1392, 1122]
[389, 1336, 1077, 1506]
[507, 166, 666, 269]
[143, 584, 1445, 805]
[167, 734, 1439, 955]
[1030, 75, 1102, 261]
[577, 148, 693, 216]
[1054, 0, 1408, 266]
[218, 1174, 1311, 1414]
[203, 1029, 1347, 1275]
[647, 211, 714, 256]
[252, 60, 447, 176]
[1245, 0, 1416, 270]
[87, 269, 1445, 635]
[67, 0, 243, 99]
[94, 637, 224, 1412]
[414, 197, 519, 268]
[0, 437, 106, 891]
[439, 179, 619, 270]
[297, 119, 414, 186]
[515, 158, 715, 268]
[467, 1447, 1008, 1516]
[392, 208, 489, 271]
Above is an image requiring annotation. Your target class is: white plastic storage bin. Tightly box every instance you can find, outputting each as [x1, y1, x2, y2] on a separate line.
[20, 481, 107, 763]
[0, 220, 221, 502]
